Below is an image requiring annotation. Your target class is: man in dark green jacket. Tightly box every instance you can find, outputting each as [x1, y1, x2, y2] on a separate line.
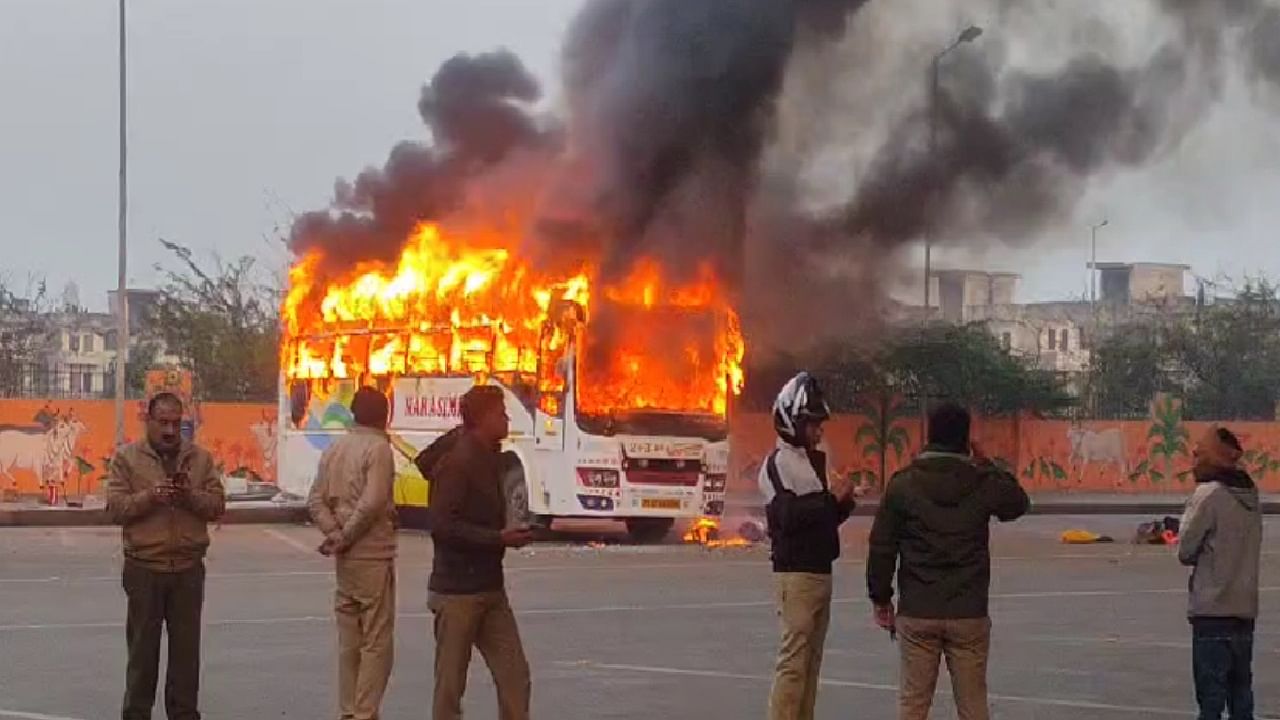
[866, 403, 1029, 720]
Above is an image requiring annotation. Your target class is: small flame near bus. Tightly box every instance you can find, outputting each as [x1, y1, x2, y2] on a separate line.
[683, 517, 752, 548]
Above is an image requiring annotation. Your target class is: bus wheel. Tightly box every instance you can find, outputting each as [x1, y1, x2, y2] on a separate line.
[500, 455, 531, 528]
[625, 518, 675, 544]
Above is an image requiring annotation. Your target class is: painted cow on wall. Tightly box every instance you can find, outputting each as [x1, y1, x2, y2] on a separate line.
[1067, 426, 1127, 475]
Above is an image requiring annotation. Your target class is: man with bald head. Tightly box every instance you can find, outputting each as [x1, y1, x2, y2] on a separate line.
[1179, 426, 1262, 720]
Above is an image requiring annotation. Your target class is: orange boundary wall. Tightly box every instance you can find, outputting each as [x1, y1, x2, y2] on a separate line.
[730, 404, 1280, 496]
[6, 396, 1277, 502]
[0, 399, 275, 501]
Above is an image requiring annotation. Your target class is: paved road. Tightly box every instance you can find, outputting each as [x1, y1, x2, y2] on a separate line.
[1, 517, 1277, 719]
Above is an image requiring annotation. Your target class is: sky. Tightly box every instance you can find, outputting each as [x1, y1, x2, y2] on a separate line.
[1, 0, 1277, 311]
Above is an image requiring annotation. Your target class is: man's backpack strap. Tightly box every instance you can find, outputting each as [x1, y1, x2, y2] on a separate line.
[765, 450, 791, 497]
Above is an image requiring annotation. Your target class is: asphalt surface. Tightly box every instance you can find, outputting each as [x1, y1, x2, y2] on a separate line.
[1, 517, 1277, 719]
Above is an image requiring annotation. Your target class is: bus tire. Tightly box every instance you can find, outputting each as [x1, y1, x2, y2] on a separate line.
[625, 518, 675, 544]
[500, 453, 531, 528]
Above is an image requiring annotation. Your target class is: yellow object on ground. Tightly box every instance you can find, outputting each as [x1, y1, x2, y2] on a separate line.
[1061, 529, 1103, 544]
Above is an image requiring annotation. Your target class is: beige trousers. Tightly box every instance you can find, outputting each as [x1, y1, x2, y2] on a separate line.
[335, 558, 396, 720]
[768, 572, 834, 720]
[429, 590, 531, 720]
[897, 616, 992, 720]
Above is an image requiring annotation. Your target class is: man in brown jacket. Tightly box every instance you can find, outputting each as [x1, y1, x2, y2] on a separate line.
[308, 387, 398, 720]
[429, 385, 533, 720]
[107, 392, 226, 720]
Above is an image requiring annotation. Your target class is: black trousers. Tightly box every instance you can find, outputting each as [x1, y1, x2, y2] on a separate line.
[122, 560, 205, 720]
[1192, 617, 1255, 720]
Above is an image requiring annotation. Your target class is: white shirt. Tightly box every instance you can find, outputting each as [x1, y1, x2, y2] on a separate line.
[758, 439, 830, 503]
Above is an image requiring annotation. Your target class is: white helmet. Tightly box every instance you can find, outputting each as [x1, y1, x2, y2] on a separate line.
[772, 371, 831, 446]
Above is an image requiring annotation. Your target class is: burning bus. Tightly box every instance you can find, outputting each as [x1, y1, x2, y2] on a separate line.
[277, 223, 743, 542]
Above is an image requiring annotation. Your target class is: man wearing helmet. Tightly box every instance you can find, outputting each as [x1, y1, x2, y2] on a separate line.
[761, 372, 858, 720]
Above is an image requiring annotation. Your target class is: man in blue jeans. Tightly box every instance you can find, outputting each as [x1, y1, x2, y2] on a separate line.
[1179, 427, 1262, 719]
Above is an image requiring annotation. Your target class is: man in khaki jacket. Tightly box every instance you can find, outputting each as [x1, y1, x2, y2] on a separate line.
[308, 387, 398, 720]
[107, 392, 226, 720]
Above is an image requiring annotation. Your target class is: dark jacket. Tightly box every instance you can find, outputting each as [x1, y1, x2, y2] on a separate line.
[1179, 467, 1262, 620]
[867, 448, 1030, 619]
[428, 431, 508, 594]
[760, 442, 856, 574]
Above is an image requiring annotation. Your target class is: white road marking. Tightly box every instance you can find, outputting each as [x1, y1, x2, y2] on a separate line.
[558, 661, 1280, 718]
[262, 527, 315, 555]
[0, 708, 88, 720]
[8, 585, 1278, 632]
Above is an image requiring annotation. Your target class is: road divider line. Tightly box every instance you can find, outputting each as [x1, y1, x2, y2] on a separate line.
[557, 661, 1280, 717]
[0, 708, 89, 720]
[4, 586, 1279, 633]
[263, 527, 315, 555]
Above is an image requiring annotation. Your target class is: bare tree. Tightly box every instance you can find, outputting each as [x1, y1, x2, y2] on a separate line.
[152, 240, 279, 402]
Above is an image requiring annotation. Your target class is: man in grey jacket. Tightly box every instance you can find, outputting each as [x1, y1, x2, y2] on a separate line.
[1179, 426, 1262, 720]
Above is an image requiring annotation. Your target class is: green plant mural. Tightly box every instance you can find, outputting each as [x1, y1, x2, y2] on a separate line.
[852, 393, 911, 491]
[1243, 449, 1280, 481]
[1023, 456, 1068, 485]
[1146, 395, 1189, 484]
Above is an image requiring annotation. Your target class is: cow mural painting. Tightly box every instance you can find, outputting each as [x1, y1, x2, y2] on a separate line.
[0, 398, 278, 505]
[0, 406, 90, 504]
[730, 403, 1280, 497]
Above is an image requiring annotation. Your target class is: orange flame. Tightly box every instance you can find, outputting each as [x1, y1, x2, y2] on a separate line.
[682, 517, 752, 548]
[282, 222, 744, 417]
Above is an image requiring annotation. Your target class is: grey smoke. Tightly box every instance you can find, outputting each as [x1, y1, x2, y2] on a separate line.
[541, 0, 870, 288]
[287, 50, 549, 277]
[842, 0, 1275, 251]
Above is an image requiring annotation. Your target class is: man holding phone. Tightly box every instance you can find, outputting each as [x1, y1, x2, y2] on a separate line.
[428, 385, 533, 720]
[107, 392, 225, 720]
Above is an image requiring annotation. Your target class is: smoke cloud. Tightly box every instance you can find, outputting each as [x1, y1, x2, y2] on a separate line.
[834, 0, 1275, 256]
[528, 0, 872, 289]
[287, 0, 1277, 355]
[288, 50, 549, 276]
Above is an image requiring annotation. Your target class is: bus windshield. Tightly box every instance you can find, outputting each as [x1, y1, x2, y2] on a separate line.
[574, 301, 731, 439]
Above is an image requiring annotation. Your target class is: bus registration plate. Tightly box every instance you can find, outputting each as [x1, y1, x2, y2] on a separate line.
[641, 498, 681, 510]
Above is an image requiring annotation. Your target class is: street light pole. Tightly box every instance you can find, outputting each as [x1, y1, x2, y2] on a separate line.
[923, 25, 982, 318]
[1090, 219, 1108, 308]
[921, 25, 981, 438]
[115, 0, 129, 448]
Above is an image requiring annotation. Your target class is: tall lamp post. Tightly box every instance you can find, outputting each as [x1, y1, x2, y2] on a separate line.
[920, 25, 982, 438]
[1090, 219, 1108, 308]
[923, 25, 983, 315]
[115, 0, 129, 448]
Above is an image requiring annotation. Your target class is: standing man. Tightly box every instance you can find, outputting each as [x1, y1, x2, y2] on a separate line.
[867, 402, 1029, 720]
[761, 372, 857, 720]
[308, 387, 399, 720]
[1179, 427, 1262, 720]
[429, 385, 534, 720]
[107, 392, 226, 720]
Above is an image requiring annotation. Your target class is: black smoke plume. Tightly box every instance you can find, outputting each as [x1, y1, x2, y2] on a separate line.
[287, 50, 548, 276]
[538, 0, 870, 288]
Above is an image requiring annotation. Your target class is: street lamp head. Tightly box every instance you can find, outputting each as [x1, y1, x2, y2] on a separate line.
[1099, 219, 1109, 227]
[959, 25, 983, 44]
